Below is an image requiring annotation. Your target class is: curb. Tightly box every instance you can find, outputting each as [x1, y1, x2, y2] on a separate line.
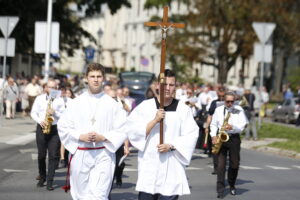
[242, 138, 300, 159]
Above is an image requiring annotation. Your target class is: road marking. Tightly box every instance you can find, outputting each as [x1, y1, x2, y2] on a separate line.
[32, 153, 38, 160]
[186, 167, 203, 170]
[240, 165, 262, 170]
[6, 133, 35, 145]
[3, 169, 29, 173]
[266, 165, 291, 170]
[19, 148, 37, 154]
[292, 165, 300, 169]
[124, 167, 203, 172]
[124, 168, 138, 172]
[193, 153, 208, 158]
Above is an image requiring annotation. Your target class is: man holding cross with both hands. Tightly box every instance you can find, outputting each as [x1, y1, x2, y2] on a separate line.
[126, 69, 199, 200]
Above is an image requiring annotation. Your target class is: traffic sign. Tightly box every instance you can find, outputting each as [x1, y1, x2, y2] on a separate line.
[34, 21, 60, 54]
[252, 22, 276, 44]
[0, 38, 15, 57]
[254, 43, 273, 63]
[0, 17, 19, 38]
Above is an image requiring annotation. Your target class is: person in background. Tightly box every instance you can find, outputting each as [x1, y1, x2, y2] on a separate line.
[25, 77, 42, 112]
[59, 87, 75, 168]
[31, 79, 65, 190]
[243, 89, 257, 140]
[210, 92, 248, 199]
[3, 76, 19, 119]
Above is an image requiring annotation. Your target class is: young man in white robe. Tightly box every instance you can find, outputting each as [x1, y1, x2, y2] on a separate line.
[57, 63, 127, 200]
[126, 69, 199, 200]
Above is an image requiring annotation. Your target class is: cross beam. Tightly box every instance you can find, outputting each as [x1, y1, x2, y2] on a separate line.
[144, 6, 185, 144]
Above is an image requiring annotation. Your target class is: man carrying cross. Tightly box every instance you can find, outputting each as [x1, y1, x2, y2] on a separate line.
[126, 69, 199, 200]
[125, 7, 198, 199]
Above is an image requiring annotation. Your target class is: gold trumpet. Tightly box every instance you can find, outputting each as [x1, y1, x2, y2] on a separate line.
[212, 112, 230, 154]
[42, 98, 54, 134]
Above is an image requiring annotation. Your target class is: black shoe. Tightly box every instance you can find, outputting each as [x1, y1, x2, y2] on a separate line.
[230, 186, 236, 195]
[36, 179, 45, 187]
[217, 193, 224, 199]
[211, 170, 217, 175]
[116, 181, 122, 188]
[46, 181, 54, 191]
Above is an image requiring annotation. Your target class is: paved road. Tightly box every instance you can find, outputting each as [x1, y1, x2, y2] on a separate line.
[0, 116, 300, 200]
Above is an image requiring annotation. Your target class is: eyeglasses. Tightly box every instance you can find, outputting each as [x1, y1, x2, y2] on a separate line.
[225, 100, 234, 103]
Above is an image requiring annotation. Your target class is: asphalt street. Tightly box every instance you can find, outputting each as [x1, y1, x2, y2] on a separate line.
[0, 116, 300, 200]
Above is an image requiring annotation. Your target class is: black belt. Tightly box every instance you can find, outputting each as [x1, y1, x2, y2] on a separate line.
[229, 134, 240, 138]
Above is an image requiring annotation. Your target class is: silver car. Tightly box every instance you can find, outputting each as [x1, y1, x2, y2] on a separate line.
[272, 98, 300, 123]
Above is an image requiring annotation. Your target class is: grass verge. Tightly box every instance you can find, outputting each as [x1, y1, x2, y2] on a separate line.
[258, 122, 300, 153]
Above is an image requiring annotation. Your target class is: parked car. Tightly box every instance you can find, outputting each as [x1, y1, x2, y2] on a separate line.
[119, 71, 156, 105]
[272, 98, 300, 123]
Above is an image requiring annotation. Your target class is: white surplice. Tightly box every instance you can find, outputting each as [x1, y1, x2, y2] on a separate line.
[57, 91, 127, 200]
[126, 98, 199, 196]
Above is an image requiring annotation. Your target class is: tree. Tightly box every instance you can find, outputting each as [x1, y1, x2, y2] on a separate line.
[144, 0, 300, 87]
[0, 0, 130, 56]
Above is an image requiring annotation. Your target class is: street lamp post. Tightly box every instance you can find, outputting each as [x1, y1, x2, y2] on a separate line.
[97, 28, 103, 63]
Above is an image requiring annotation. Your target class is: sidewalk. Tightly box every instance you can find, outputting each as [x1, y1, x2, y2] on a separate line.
[0, 114, 36, 145]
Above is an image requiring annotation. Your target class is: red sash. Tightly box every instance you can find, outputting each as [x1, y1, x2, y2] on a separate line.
[62, 146, 105, 192]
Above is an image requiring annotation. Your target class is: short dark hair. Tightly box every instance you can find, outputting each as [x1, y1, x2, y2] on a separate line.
[225, 91, 236, 99]
[85, 63, 105, 77]
[158, 69, 176, 80]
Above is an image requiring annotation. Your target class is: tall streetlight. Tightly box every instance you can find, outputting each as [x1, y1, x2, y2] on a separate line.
[97, 28, 103, 63]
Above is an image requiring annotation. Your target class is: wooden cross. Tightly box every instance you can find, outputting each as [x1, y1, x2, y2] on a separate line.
[144, 6, 185, 144]
[91, 116, 96, 125]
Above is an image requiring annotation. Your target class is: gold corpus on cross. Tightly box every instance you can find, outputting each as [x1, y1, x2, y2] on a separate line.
[144, 6, 185, 144]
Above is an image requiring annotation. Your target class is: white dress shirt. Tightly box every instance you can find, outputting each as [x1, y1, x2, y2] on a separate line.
[210, 105, 248, 137]
[31, 93, 65, 125]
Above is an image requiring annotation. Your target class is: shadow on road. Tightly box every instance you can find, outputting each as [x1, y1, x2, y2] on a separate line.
[110, 192, 137, 200]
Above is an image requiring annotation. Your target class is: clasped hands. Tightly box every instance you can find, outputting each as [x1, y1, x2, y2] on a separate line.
[80, 132, 106, 143]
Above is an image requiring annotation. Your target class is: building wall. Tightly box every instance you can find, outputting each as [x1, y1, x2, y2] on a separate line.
[58, 0, 259, 88]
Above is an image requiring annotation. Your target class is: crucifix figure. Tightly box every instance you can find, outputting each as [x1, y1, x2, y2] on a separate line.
[144, 6, 185, 144]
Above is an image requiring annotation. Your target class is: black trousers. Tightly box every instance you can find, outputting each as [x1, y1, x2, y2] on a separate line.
[36, 124, 61, 182]
[138, 192, 179, 200]
[216, 134, 241, 193]
[114, 144, 125, 183]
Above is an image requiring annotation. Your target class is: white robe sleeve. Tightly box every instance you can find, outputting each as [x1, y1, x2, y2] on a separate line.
[102, 105, 127, 153]
[172, 107, 199, 166]
[125, 102, 149, 152]
[57, 104, 81, 154]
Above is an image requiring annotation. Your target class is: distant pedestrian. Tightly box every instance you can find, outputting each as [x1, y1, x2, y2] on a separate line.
[243, 89, 257, 140]
[3, 76, 19, 119]
[25, 77, 42, 112]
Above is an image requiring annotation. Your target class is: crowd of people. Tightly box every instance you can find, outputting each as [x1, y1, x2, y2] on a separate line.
[1, 64, 300, 199]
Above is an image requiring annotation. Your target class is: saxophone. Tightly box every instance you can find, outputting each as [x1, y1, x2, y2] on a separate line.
[42, 98, 54, 134]
[212, 111, 231, 154]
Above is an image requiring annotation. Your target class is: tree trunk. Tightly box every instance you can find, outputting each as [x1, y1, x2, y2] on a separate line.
[217, 58, 229, 84]
[273, 50, 286, 95]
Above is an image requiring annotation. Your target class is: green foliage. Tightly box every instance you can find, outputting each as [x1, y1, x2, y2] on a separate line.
[258, 122, 300, 152]
[0, 0, 130, 56]
[144, 0, 172, 9]
[287, 66, 300, 92]
[144, 0, 300, 84]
